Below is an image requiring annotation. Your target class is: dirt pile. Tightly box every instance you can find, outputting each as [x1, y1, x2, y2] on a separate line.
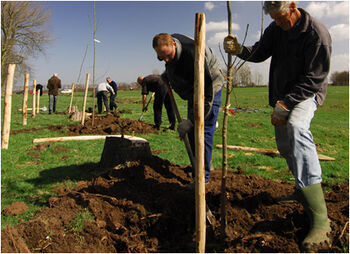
[67, 112, 159, 136]
[2, 155, 348, 252]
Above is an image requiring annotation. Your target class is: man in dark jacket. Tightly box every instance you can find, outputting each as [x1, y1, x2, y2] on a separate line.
[106, 77, 118, 111]
[152, 33, 224, 185]
[224, 1, 332, 251]
[47, 73, 62, 114]
[137, 74, 176, 130]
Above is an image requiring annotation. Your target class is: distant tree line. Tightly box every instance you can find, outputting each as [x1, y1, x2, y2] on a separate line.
[330, 71, 349, 86]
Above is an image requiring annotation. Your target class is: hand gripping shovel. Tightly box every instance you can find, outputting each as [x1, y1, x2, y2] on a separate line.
[167, 87, 215, 227]
[138, 92, 155, 121]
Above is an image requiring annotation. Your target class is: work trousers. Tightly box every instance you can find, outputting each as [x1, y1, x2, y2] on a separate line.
[154, 90, 176, 128]
[275, 96, 322, 189]
[187, 89, 222, 183]
[97, 91, 109, 114]
[110, 93, 118, 111]
[49, 95, 58, 113]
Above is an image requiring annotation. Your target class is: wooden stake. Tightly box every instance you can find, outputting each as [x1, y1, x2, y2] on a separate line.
[1, 64, 16, 149]
[81, 73, 90, 125]
[22, 73, 29, 126]
[68, 83, 75, 114]
[194, 12, 206, 253]
[36, 87, 40, 114]
[33, 134, 142, 143]
[216, 144, 336, 161]
[32, 80, 36, 118]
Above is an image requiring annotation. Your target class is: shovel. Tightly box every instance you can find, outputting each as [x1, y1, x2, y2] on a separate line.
[167, 87, 215, 227]
[138, 92, 155, 121]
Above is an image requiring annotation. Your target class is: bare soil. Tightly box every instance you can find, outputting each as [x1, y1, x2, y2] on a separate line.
[2, 155, 348, 253]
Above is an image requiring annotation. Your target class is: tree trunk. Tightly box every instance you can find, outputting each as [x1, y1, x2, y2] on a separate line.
[68, 83, 75, 114]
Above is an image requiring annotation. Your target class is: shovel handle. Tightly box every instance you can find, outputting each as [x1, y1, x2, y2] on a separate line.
[168, 88, 195, 168]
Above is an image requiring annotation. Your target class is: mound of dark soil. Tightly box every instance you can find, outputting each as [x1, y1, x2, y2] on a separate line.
[1, 155, 348, 252]
[67, 112, 159, 136]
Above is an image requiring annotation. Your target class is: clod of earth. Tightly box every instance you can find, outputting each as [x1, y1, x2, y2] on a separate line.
[1, 155, 348, 253]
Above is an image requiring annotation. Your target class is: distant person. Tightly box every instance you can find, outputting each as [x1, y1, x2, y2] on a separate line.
[137, 74, 176, 130]
[106, 77, 118, 111]
[47, 73, 62, 114]
[96, 82, 115, 114]
[224, 1, 332, 251]
[36, 84, 43, 96]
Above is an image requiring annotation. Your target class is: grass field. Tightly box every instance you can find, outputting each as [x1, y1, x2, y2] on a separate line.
[1, 86, 348, 229]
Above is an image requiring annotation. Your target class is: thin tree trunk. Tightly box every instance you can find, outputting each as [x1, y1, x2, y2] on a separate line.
[220, 0, 233, 239]
[32, 80, 36, 117]
[92, 1, 96, 126]
[1, 64, 16, 149]
[22, 73, 29, 125]
[194, 12, 206, 253]
[81, 73, 90, 125]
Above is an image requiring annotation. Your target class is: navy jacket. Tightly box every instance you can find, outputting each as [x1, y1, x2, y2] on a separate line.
[238, 8, 332, 109]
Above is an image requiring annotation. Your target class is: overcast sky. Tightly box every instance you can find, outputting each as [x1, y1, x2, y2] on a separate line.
[19, 1, 349, 88]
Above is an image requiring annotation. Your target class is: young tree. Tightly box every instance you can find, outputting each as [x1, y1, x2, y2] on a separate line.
[1, 1, 51, 88]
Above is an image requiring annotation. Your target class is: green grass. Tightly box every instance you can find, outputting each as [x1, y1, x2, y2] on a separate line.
[1, 86, 348, 228]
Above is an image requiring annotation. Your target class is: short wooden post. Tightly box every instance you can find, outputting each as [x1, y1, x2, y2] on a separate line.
[194, 12, 206, 253]
[81, 73, 90, 125]
[36, 87, 40, 114]
[1, 64, 16, 149]
[68, 83, 75, 114]
[32, 80, 36, 117]
[22, 73, 29, 125]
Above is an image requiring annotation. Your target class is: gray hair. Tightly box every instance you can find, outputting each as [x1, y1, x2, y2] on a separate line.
[263, 1, 297, 14]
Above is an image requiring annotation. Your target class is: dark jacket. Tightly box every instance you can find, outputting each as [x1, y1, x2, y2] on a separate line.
[47, 76, 62, 96]
[109, 80, 118, 94]
[238, 8, 332, 109]
[141, 74, 168, 95]
[161, 33, 224, 117]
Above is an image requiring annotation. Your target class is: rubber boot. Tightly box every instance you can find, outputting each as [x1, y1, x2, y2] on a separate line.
[297, 183, 331, 252]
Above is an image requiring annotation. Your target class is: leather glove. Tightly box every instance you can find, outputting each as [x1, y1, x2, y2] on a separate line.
[177, 119, 193, 139]
[223, 34, 242, 55]
[271, 101, 290, 126]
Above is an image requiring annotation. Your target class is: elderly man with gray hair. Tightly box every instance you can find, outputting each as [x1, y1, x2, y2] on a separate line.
[224, 1, 332, 252]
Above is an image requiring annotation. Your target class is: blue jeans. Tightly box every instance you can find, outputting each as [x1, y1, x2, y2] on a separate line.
[187, 89, 222, 183]
[49, 95, 58, 113]
[275, 96, 322, 189]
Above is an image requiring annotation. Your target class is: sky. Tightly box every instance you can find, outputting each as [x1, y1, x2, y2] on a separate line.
[19, 1, 349, 88]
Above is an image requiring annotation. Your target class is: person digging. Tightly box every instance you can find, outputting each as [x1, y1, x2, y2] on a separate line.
[223, 1, 332, 252]
[137, 74, 176, 130]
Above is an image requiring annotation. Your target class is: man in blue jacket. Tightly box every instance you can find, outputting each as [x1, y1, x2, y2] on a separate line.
[106, 77, 118, 111]
[152, 33, 224, 186]
[224, 1, 332, 251]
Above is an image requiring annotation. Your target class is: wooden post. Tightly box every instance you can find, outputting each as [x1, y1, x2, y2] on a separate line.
[22, 73, 29, 125]
[32, 80, 36, 117]
[81, 73, 90, 125]
[68, 83, 75, 114]
[194, 12, 206, 253]
[36, 87, 40, 114]
[1, 64, 16, 149]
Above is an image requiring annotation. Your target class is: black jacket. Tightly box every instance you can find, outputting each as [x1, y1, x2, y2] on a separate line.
[238, 8, 332, 108]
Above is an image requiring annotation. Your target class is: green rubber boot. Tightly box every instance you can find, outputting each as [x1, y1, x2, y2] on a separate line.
[298, 183, 331, 252]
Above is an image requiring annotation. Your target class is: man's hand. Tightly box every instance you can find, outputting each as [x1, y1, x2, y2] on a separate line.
[271, 101, 290, 126]
[223, 34, 242, 55]
[177, 119, 193, 139]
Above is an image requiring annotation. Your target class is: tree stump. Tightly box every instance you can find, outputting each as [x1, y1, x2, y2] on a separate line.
[69, 106, 82, 121]
[100, 136, 152, 168]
